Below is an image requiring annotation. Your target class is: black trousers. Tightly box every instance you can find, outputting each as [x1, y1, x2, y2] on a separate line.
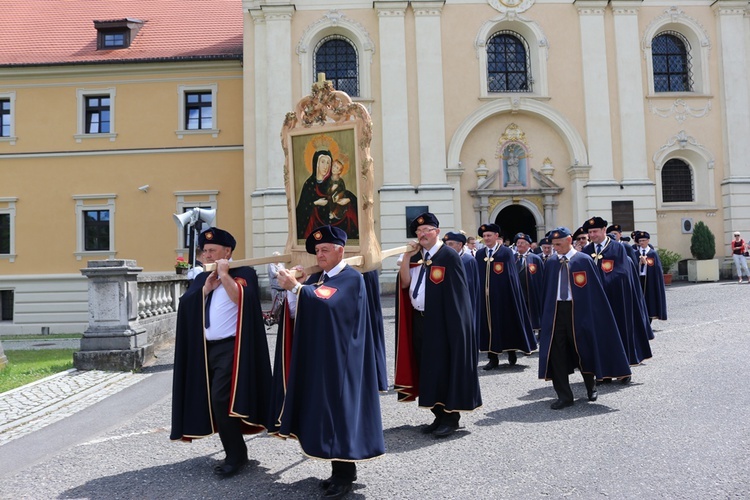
[412, 311, 460, 426]
[331, 460, 357, 482]
[549, 302, 595, 403]
[207, 339, 247, 465]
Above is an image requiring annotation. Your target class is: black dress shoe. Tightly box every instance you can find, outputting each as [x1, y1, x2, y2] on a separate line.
[421, 418, 441, 434]
[620, 376, 631, 385]
[433, 422, 459, 438]
[601, 378, 612, 384]
[587, 388, 598, 402]
[507, 351, 517, 366]
[483, 359, 499, 371]
[323, 480, 353, 498]
[213, 458, 248, 477]
[550, 399, 574, 410]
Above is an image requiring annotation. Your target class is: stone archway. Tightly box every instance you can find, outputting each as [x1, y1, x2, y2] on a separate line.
[494, 203, 539, 242]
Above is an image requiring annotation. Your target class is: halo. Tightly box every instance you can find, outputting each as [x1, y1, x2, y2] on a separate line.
[303, 134, 340, 174]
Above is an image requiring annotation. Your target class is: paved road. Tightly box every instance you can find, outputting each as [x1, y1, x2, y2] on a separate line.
[1, 281, 749, 499]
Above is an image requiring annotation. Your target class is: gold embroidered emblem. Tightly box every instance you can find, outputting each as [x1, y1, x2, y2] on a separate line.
[647, 258, 655, 266]
[430, 266, 445, 284]
[417, 217, 424, 225]
[601, 260, 614, 272]
[493, 262, 504, 274]
[205, 232, 214, 240]
[314, 285, 337, 299]
[573, 271, 587, 287]
[313, 231, 322, 240]
[529, 263, 537, 274]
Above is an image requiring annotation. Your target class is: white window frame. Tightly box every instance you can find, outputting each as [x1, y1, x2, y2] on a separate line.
[297, 11, 375, 102]
[0, 197, 18, 262]
[75, 88, 117, 142]
[475, 17, 549, 99]
[175, 190, 219, 254]
[643, 8, 711, 97]
[74, 194, 117, 260]
[652, 131, 715, 210]
[176, 84, 220, 139]
[0, 92, 17, 145]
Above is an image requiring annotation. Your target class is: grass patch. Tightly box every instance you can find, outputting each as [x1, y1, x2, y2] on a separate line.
[2, 334, 82, 341]
[0, 349, 77, 393]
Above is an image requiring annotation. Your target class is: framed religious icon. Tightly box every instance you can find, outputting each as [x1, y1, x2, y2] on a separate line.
[288, 127, 361, 245]
[281, 79, 380, 271]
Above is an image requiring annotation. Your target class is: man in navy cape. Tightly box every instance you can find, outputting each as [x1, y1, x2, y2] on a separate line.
[634, 231, 668, 322]
[608, 223, 639, 269]
[539, 227, 632, 409]
[513, 232, 545, 332]
[475, 223, 536, 370]
[395, 213, 481, 438]
[269, 225, 384, 499]
[582, 217, 653, 371]
[442, 231, 482, 345]
[171, 227, 272, 477]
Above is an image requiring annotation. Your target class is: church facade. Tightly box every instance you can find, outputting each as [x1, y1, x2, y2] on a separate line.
[243, 0, 749, 274]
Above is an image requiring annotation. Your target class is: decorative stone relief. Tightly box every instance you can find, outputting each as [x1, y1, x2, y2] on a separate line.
[642, 7, 711, 57]
[495, 124, 532, 188]
[649, 99, 712, 123]
[488, 0, 535, 15]
[297, 10, 375, 64]
[652, 130, 715, 170]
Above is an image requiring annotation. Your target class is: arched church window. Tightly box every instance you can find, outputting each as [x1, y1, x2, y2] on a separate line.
[661, 159, 694, 202]
[487, 31, 531, 93]
[652, 32, 692, 93]
[314, 35, 359, 97]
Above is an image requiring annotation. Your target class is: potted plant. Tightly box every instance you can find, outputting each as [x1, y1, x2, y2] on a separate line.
[175, 256, 190, 274]
[687, 221, 719, 282]
[656, 248, 681, 285]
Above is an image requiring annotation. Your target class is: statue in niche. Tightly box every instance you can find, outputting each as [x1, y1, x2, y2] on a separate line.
[503, 144, 527, 187]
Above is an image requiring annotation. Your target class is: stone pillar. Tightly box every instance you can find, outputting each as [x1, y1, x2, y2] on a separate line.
[74, 260, 149, 371]
[612, 1, 657, 233]
[714, 1, 750, 244]
[247, 5, 295, 259]
[375, 1, 411, 187]
[413, 1, 447, 186]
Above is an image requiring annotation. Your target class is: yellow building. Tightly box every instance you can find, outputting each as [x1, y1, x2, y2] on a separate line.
[0, 1, 247, 333]
[2, 0, 749, 333]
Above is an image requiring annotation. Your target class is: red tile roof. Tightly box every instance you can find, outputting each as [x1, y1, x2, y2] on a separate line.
[0, 0, 243, 67]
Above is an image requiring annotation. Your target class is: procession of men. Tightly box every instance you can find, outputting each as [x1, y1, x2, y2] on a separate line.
[171, 213, 667, 498]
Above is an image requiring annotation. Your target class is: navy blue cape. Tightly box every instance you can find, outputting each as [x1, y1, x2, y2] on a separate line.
[637, 247, 668, 320]
[538, 253, 632, 381]
[395, 244, 482, 412]
[516, 252, 545, 330]
[583, 238, 653, 365]
[170, 267, 272, 441]
[269, 265, 384, 461]
[475, 245, 536, 354]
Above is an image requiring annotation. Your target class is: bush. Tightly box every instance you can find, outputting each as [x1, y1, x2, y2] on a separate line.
[690, 221, 716, 260]
[657, 248, 682, 273]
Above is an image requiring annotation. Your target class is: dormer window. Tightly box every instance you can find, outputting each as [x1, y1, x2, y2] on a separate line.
[94, 18, 144, 50]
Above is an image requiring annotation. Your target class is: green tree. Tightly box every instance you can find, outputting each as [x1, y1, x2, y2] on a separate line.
[690, 221, 716, 260]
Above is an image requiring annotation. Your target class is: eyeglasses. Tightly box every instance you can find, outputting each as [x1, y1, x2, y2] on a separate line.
[415, 227, 437, 236]
[576, 237, 588, 241]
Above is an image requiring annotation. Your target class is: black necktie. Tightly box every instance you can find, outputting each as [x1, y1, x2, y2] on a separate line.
[204, 291, 213, 328]
[412, 252, 429, 299]
[559, 257, 569, 301]
[516, 253, 524, 272]
[487, 248, 493, 260]
[641, 250, 646, 273]
[323, 273, 330, 283]
[596, 244, 602, 255]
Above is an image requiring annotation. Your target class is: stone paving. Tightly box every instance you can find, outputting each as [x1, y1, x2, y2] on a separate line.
[0, 368, 149, 446]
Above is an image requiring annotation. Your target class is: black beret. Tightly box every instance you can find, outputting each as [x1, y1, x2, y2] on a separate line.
[305, 225, 347, 254]
[635, 231, 651, 242]
[409, 212, 440, 234]
[607, 224, 622, 233]
[581, 217, 608, 231]
[572, 227, 586, 240]
[442, 232, 467, 245]
[539, 237, 551, 246]
[513, 232, 531, 244]
[478, 223, 501, 236]
[549, 227, 572, 240]
[199, 227, 236, 250]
